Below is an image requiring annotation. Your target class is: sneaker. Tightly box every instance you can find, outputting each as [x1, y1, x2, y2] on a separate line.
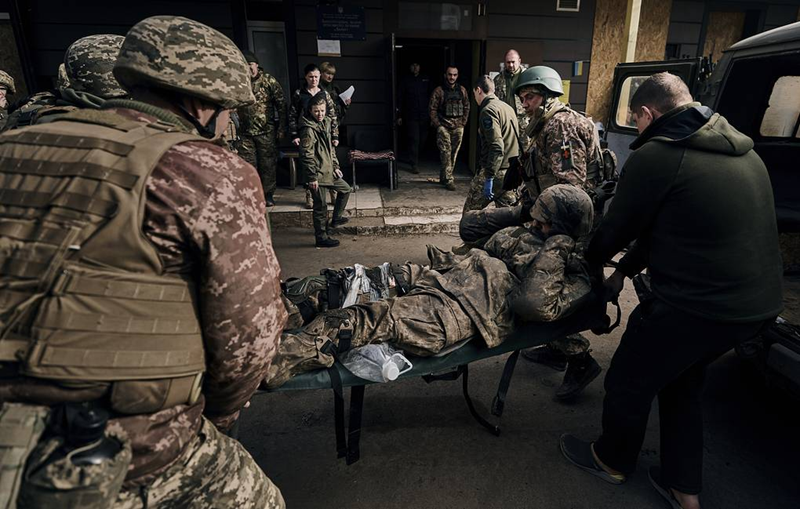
[648, 468, 684, 509]
[445, 181, 456, 191]
[521, 345, 567, 371]
[330, 217, 349, 227]
[304, 189, 313, 209]
[555, 353, 602, 400]
[315, 238, 340, 248]
[559, 434, 626, 485]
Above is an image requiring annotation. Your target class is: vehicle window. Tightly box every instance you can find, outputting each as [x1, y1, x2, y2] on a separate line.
[759, 76, 800, 138]
[615, 76, 649, 129]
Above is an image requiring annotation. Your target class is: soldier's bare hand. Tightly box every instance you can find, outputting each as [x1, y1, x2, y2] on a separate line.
[333, 139, 339, 147]
[308, 181, 319, 191]
[344, 98, 352, 106]
[292, 138, 300, 146]
[603, 269, 625, 300]
[334, 169, 343, 179]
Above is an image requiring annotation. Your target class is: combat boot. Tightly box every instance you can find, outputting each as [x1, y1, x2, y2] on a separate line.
[330, 216, 349, 227]
[555, 352, 602, 400]
[305, 188, 313, 209]
[316, 237, 340, 248]
[445, 181, 456, 191]
[522, 344, 567, 371]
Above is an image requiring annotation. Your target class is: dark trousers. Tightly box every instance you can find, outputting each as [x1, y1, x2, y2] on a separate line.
[594, 298, 772, 494]
[405, 119, 429, 167]
[311, 178, 351, 241]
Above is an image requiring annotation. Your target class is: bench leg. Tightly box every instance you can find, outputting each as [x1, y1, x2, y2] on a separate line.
[346, 385, 365, 465]
[351, 161, 358, 191]
[289, 159, 297, 190]
[492, 350, 521, 417]
[461, 365, 501, 436]
[387, 161, 394, 191]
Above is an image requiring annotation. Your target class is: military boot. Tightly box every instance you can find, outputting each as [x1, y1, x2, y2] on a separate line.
[522, 344, 567, 371]
[555, 352, 602, 400]
[304, 188, 313, 209]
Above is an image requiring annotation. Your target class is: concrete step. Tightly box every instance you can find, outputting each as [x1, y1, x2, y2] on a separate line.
[331, 213, 461, 236]
[270, 205, 462, 232]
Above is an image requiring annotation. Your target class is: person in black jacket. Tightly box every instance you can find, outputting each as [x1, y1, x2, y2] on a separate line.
[559, 72, 783, 509]
[397, 62, 431, 173]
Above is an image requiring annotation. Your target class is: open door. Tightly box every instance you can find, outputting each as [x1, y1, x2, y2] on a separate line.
[390, 33, 398, 160]
[606, 58, 702, 167]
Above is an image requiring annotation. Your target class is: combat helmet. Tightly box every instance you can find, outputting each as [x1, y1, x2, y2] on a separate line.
[514, 66, 564, 97]
[0, 70, 16, 95]
[114, 16, 254, 109]
[65, 34, 127, 98]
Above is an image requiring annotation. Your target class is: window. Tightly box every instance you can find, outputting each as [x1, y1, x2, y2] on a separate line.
[398, 2, 473, 31]
[614, 75, 649, 129]
[759, 76, 800, 138]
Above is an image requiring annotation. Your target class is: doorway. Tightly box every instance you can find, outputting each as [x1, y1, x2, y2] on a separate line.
[393, 38, 477, 180]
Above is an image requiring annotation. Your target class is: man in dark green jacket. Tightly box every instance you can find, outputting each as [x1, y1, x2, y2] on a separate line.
[300, 93, 352, 248]
[560, 73, 783, 509]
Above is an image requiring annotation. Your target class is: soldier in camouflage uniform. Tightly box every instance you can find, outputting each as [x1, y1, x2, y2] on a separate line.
[514, 66, 603, 400]
[430, 66, 470, 191]
[2, 34, 128, 131]
[0, 16, 286, 508]
[463, 75, 520, 213]
[0, 69, 15, 130]
[236, 51, 287, 207]
[494, 50, 530, 150]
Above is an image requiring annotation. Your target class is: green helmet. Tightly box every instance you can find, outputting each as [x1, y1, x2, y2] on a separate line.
[114, 16, 254, 109]
[65, 34, 127, 98]
[514, 66, 564, 97]
[0, 70, 16, 95]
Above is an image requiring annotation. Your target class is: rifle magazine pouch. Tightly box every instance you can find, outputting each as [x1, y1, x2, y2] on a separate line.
[18, 429, 131, 509]
[0, 403, 50, 509]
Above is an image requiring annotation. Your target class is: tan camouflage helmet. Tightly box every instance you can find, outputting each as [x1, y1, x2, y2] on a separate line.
[530, 184, 594, 238]
[0, 70, 16, 95]
[64, 34, 126, 98]
[113, 16, 254, 109]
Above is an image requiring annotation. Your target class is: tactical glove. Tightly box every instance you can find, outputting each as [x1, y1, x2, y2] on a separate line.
[483, 178, 494, 200]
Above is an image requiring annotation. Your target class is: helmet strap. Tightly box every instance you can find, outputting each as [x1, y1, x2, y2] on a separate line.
[175, 102, 224, 139]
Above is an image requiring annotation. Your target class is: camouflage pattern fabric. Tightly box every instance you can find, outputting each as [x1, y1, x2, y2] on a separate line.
[0, 69, 16, 95]
[463, 169, 517, 213]
[429, 84, 470, 129]
[435, 126, 464, 184]
[222, 112, 240, 153]
[237, 128, 279, 197]
[550, 333, 591, 356]
[494, 69, 530, 150]
[2, 91, 57, 131]
[238, 70, 286, 137]
[459, 204, 525, 245]
[56, 63, 71, 91]
[113, 417, 284, 509]
[65, 34, 127, 98]
[529, 183, 594, 239]
[113, 16, 255, 109]
[524, 99, 600, 196]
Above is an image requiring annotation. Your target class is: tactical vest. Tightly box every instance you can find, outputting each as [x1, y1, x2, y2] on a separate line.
[0, 109, 206, 415]
[441, 86, 465, 119]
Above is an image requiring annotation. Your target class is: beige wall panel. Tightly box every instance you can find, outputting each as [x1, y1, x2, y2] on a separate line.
[586, 0, 627, 122]
[636, 0, 673, 62]
[703, 11, 745, 62]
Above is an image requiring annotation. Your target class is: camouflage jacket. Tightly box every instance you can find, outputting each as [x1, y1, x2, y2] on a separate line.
[494, 69, 528, 129]
[525, 101, 600, 192]
[429, 83, 470, 129]
[237, 69, 286, 137]
[0, 108, 6, 130]
[289, 87, 339, 140]
[2, 88, 107, 131]
[0, 104, 287, 484]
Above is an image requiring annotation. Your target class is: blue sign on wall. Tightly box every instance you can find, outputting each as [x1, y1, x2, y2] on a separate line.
[317, 5, 367, 41]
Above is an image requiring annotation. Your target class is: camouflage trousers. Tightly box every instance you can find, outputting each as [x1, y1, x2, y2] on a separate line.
[311, 178, 352, 242]
[463, 169, 517, 213]
[435, 126, 464, 184]
[237, 127, 278, 198]
[114, 418, 284, 509]
[549, 333, 591, 356]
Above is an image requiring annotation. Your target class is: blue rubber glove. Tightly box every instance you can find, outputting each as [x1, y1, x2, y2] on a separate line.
[483, 178, 494, 201]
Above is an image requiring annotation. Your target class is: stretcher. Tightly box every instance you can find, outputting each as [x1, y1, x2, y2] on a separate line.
[259, 294, 619, 465]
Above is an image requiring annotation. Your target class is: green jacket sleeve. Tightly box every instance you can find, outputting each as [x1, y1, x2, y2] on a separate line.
[480, 109, 504, 178]
[586, 142, 681, 272]
[299, 129, 318, 182]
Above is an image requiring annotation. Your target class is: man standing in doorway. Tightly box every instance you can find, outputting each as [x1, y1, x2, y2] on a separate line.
[430, 66, 470, 191]
[237, 51, 287, 207]
[494, 49, 530, 150]
[463, 76, 519, 213]
[398, 62, 431, 174]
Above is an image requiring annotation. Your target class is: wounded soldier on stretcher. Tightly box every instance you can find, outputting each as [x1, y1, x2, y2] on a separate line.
[266, 184, 595, 389]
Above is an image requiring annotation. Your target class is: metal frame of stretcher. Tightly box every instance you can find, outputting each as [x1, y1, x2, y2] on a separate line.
[259, 295, 618, 465]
